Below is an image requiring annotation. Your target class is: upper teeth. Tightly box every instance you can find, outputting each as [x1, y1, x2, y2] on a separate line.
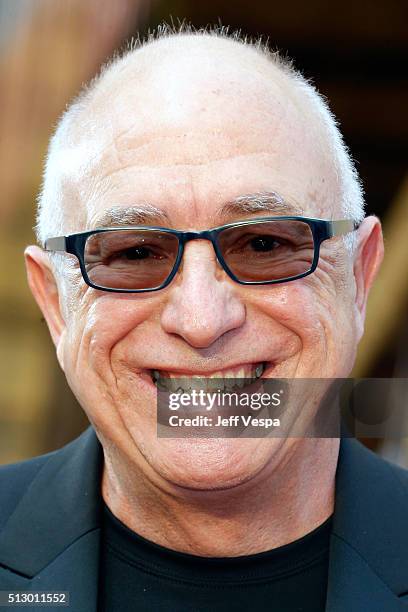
[152, 363, 265, 393]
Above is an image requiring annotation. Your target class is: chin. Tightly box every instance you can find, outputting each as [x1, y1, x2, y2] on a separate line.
[141, 436, 282, 492]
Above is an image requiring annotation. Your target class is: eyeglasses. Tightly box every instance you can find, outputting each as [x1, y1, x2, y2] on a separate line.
[44, 216, 360, 293]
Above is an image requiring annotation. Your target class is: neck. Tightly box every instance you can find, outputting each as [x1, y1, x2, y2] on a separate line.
[101, 438, 339, 557]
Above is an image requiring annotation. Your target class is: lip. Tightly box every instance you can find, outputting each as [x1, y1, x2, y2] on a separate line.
[134, 361, 277, 395]
[150, 361, 270, 378]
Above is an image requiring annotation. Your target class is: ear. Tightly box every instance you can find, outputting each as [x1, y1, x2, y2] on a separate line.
[353, 216, 384, 340]
[24, 245, 67, 370]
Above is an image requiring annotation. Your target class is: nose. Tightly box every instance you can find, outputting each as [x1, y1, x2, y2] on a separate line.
[160, 241, 246, 348]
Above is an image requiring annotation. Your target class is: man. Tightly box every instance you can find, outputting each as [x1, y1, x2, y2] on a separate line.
[1, 25, 407, 612]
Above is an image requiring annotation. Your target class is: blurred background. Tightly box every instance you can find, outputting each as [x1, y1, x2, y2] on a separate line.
[0, 0, 407, 465]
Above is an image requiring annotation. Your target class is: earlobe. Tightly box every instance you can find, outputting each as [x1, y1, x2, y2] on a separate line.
[353, 216, 384, 330]
[24, 245, 66, 356]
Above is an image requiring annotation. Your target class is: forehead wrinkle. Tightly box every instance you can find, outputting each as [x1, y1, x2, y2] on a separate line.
[93, 147, 279, 180]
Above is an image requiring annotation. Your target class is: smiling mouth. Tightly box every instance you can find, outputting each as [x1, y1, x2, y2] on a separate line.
[150, 362, 267, 393]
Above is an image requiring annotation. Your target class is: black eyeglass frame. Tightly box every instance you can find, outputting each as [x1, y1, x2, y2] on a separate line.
[44, 216, 360, 293]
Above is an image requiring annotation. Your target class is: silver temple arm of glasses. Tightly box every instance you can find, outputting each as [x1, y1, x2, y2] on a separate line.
[329, 219, 360, 237]
[44, 236, 67, 251]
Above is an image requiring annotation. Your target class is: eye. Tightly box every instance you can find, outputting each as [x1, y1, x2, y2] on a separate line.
[230, 233, 287, 254]
[249, 236, 281, 252]
[118, 246, 152, 260]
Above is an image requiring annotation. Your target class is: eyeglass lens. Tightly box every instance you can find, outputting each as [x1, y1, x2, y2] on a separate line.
[217, 220, 314, 282]
[83, 220, 315, 290]
[85, 230, 179, 290]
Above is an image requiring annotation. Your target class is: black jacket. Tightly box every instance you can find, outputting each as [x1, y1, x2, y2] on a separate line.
[1, 426, 408, 611]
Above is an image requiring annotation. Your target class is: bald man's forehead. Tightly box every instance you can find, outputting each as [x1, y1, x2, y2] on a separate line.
[93, 53, 285, 130]
[83, 35, 299, 132]
[57, 35, 341, 231]
[107, 78, 291, 160]
[71, 38, 314, 174]
[68, 78, 298, 203]
[69, 34, 322, 164]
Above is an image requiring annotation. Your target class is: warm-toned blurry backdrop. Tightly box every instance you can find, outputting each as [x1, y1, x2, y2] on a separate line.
[1, 0, 407, 465]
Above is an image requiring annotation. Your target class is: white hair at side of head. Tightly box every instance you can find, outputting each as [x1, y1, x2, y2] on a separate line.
[35, 22, 365, 258]
[279, 69, 365, 251]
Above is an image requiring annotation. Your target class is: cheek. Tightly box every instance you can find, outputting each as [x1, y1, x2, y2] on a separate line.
[252, 283, 329, 337]
[63, 295, 157, 391]
[250, 276, 355, 375]
[60, 294, 162, 441]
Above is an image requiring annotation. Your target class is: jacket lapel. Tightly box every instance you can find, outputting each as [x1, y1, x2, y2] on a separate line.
[326, 437, 408, 611]
[0, 427, 104, 612]
[23, 530, 101, 612]
[326, 535, 408, 611]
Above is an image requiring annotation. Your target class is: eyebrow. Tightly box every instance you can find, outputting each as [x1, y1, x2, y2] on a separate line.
[90, 204, 170, 229]
[218, 191, 304, 220]
[89, 191, 302, 230]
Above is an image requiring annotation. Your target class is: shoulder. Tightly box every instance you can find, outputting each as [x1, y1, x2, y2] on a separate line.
[333, 439, 408, 596]
[0, 430, 94, 534]
[341, 437, 408, 489]
[0, 449, 57, 532]
[336, 437, 408, 542]
[380, 452, 408, 490]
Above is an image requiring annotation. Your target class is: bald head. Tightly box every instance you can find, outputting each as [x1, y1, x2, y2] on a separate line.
[36, 25, 364, 248]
